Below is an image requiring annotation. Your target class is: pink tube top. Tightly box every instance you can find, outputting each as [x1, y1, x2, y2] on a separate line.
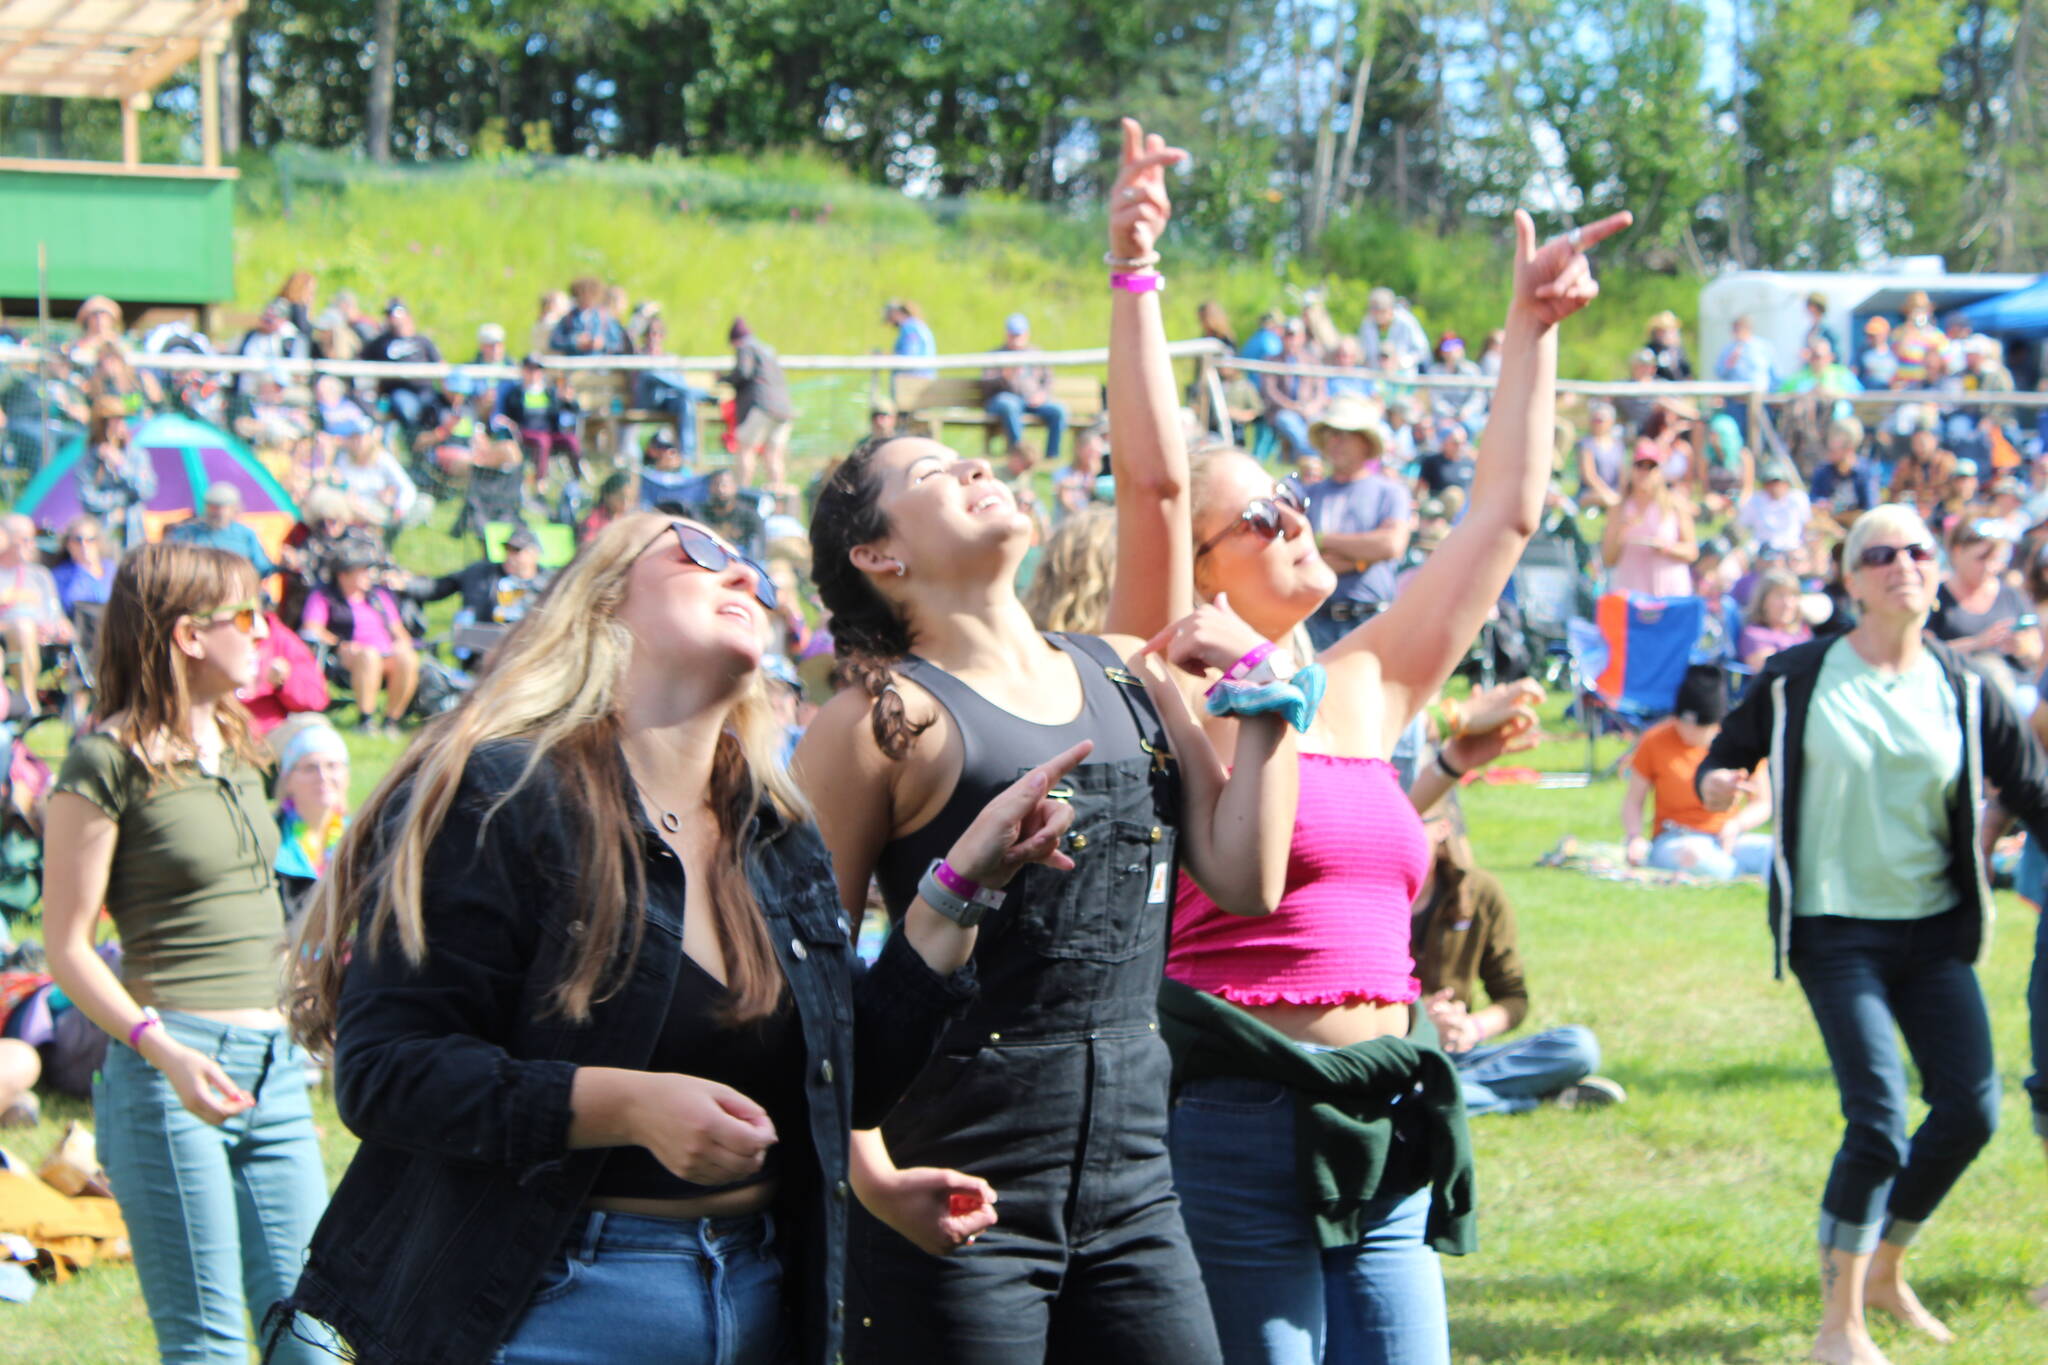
[1167, 752, 1429, 1007]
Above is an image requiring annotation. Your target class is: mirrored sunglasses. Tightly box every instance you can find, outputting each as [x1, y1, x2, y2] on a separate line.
[1195, 479, 1309, 558]
[653, 522, 778, 611]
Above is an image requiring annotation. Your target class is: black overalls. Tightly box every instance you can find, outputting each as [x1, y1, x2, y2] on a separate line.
[846, 633, 1223, 1365]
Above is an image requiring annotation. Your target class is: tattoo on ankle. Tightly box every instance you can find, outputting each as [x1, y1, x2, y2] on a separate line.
[1821, 1249, 1839, 1297]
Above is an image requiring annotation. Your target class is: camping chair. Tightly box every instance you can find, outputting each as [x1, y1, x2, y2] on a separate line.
[1510, 533, 1592, 690]
[1566, 593, 1706, 779]
[456, 464, 527, 543]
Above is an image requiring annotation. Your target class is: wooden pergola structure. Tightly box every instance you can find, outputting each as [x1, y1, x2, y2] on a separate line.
[0, 0, 248, 168]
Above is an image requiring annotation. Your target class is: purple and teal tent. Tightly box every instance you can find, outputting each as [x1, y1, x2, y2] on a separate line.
[13, 413, 299, 532]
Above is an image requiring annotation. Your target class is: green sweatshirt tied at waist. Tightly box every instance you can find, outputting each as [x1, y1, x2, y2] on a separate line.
[1158, 978, 1477, 1256]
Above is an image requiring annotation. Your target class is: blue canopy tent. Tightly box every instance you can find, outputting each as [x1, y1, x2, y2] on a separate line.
[1955, 274, 2048, 339]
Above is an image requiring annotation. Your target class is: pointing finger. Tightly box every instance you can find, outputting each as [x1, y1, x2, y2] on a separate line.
[1571, 210, 1633, 252]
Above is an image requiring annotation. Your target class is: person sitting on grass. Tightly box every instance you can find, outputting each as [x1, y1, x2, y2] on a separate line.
[299, 542, 419, 737]
[412, 525, 551, 643]
[1411, 803, 1625, 1115]
[1623, 664, 1772, 879]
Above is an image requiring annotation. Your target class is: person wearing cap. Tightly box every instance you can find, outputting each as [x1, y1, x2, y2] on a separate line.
[1302, 395, 1411, 650]
[1809, 418, 1883, 528]
[359, 298, 446, 433]
[1735, 462, 1813, 555]
[1427, 334, 1486, 428]
[1354, 285, 1428, 373]
[1419, 421, 1479, 498]
[1803, 292, 1842, 367]
[472, 322, 509, 368]
[300, 540, 419, 736]
[1644, 309, 1692, 382]
[1239, 308, 1286, 363]
[1890, 290, 1945, 386]
[65, 295, 126, 369]
[1928, 517, 2041, 702]
[979, 312, 1070, 468]
[722, 317, 795, 489]
[636, 426, 707, 514]
[1934, 458, 1981, 539]
[233, 297, 309, 399]
[413, 526, 552, 667]
[496, 355, 584, 488]
[883, 300, 937, 382]
[168, 481, 279, 577]
[1857, 315, 1899, 390]
[271, 719, 352, 926]
[1258, 319, 1325, 462]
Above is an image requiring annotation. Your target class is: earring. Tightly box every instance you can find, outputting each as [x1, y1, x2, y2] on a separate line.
[893, 561, 908, 578]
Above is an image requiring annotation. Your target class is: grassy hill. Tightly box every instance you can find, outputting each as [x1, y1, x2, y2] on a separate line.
[229, 150, 1699, 430]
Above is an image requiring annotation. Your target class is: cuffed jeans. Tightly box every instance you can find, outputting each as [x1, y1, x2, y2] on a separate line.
[493, 1210, 784, 1365]
[1455, 1025, 1600, 1117]
[986, 393, 1068, 461]
[1648, 829, 1774, 880]
[1170, 1075, 1449, 1365]
[1788, 909, 1999, 1254]
[94, 1012, 332, 1365]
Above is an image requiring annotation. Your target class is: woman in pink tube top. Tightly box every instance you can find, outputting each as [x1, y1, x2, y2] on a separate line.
[1127, 208, 1631, 1365]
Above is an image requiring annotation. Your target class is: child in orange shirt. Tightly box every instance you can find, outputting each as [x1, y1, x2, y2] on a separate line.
[1623, 664, 1773, 878]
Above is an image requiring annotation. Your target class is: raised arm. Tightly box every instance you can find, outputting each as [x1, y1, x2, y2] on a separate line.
[1331, 210, 1632, 750]
[1103, 117, 1196, 640]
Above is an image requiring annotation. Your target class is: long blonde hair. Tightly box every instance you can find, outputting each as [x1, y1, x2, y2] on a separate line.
[288, 512, 808, 1055]
[1024, 507, 1117, 633]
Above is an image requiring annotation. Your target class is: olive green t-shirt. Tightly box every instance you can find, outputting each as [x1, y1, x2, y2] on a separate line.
[52, 733, 288, 1011]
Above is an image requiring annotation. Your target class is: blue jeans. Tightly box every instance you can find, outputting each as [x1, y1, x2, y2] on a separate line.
[2023, 835, 2048, 1137]
[1267, 408, 1315, 463]
[634, 373, 709, 459]
[1788, 909, 1999, 1253]
[1648, 829, 1774, 880]
[1170, 1076, 1449, 1365]
[985, 392, 1068, 461]
[93, 1012, 332, 1365]
[493, 1210, 784, 1365]
[1455, 1025, 1600, 1117]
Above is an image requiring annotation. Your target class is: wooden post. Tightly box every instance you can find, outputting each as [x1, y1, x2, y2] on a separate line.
[200, 41, 221, 169]
[121, 96, 140, 168]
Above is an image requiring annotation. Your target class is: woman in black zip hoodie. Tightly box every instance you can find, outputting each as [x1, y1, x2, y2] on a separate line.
[1699, 502, 2048, 1365]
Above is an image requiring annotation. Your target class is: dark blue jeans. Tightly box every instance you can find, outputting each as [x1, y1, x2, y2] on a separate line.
[2023, 835, 2048, 1137]
[1788, 909, 1999, 1253]
[985, 392, 1068, 461]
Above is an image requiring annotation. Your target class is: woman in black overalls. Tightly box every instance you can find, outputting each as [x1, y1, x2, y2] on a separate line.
[795, 120, 1300, 1364]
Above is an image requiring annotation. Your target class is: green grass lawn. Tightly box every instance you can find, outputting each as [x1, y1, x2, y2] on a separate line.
[6, 648, 2046, 1361]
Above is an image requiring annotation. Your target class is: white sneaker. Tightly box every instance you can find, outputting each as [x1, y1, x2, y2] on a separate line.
[1552, 1076, 1627, 1110]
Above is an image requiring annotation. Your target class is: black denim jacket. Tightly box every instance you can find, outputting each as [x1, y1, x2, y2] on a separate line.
[273, 741, 976, 1365]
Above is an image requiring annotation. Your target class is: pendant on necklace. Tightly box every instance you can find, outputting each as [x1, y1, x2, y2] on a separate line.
[659, 810, 682, 833]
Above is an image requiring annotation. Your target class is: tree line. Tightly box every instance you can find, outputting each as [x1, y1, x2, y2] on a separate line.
[2, 0, 2042, 274]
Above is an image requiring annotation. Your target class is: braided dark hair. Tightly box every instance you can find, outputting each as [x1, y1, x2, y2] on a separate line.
[811, 435, 931, 759]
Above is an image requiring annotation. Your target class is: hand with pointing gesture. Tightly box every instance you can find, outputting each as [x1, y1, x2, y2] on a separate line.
[945, 740, 1095, 891]
[1141, 593, 1273, 681]
[1512, 209, 1633, 330]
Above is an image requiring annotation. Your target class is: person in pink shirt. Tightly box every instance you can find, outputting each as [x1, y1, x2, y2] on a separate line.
[299, 545, 417, 736]
[237, 608, 330, 737]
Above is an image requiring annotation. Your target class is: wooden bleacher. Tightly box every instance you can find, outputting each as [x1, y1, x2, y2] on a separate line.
[893, 374, 1105, 452]
[568, 369, 731, 462]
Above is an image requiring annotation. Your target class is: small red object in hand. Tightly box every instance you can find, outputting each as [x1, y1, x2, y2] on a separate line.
[948, 1192, 983, 1217]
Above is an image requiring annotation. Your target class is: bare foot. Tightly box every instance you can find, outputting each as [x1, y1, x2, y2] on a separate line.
[1810, 1325, 1894, 1365]
[1863, 1275, 1956, 1343]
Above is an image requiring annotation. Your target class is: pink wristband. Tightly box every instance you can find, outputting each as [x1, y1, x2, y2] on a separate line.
[931, 859, 984, 901]
[1110, 271, 1165, 295]
[128, 1014, 161, 1049]
[1206, 641, 1277, 698]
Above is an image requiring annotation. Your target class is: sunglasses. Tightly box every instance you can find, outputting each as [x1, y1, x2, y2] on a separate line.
[1195, 479, 1309, 559]
[1856, 543, 1936, 569]
[193, 597, 262, 633]
[1633, 458, 1662, 472]
[645, 522, 778, 611]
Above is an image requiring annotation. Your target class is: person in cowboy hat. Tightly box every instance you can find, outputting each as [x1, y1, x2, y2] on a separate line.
[1301, 395, 1409, 651]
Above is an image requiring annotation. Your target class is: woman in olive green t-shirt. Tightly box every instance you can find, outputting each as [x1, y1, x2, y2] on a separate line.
[43, 542, 332, 1365]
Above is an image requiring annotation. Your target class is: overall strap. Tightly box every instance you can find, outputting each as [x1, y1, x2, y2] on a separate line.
[1056, 633, 1176, 777]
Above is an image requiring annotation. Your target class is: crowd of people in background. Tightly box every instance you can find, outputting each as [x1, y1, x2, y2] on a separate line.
[4, 154, 2048, 1365]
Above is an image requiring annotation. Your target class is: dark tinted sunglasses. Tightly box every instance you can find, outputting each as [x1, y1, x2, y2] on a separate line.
[1632, 458, 1662, 471]
[1856, 542, 1936, 569]
[648, 521, 778, 610]
[1196, 479, 1309, 558]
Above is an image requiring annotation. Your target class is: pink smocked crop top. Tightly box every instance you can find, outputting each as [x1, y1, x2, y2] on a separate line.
[1168, 752, 1430, 1007]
